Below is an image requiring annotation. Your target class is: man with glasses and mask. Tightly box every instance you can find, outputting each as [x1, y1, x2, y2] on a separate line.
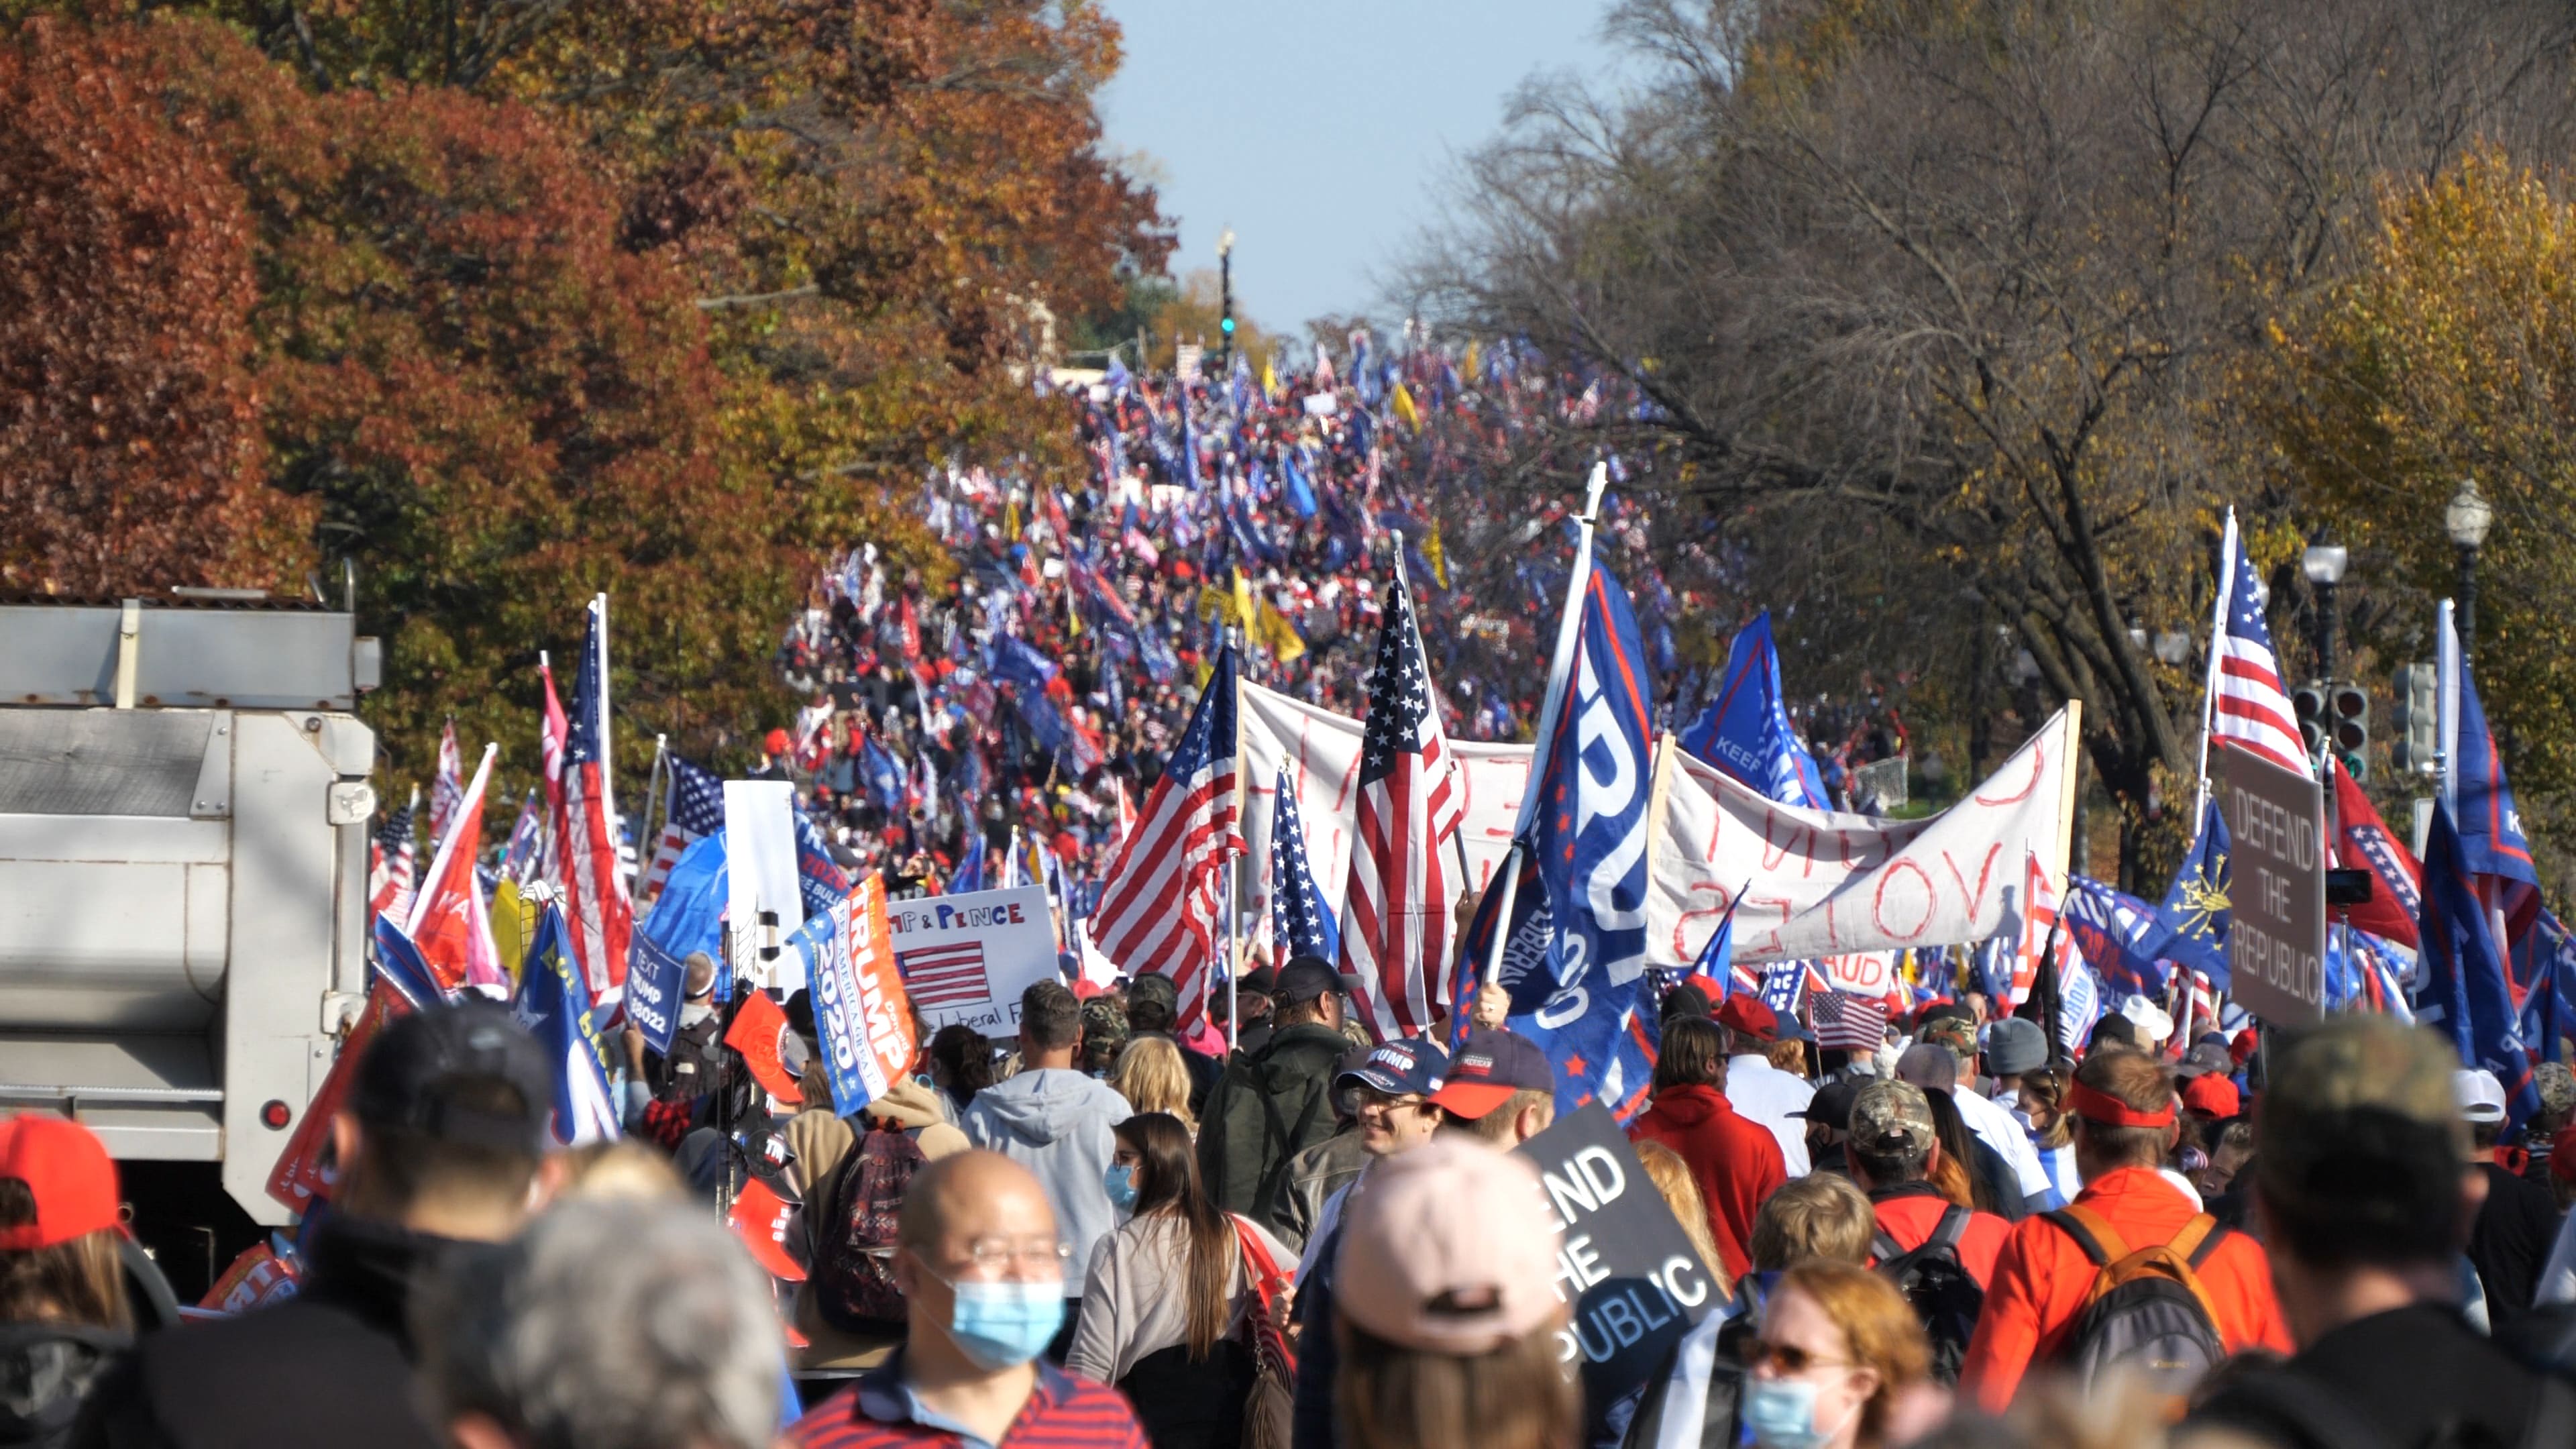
[1287, 1035, 1450, 1449]
[789, 1150, 1145, 1449]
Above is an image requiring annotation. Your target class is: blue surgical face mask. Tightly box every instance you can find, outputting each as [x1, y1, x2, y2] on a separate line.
[1104, 1163, 1139, 1211]
[932, 1274, 1065, 1371]
[1742, 1376, 1857, 1449]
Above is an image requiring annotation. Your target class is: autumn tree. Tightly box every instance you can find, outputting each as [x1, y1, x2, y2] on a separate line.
[1413, 0, 2576, 885]
[0, 15, 313, 595]
[2259, 150, 2576, 864]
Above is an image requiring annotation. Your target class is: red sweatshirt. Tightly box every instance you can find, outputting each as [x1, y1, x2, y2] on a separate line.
[1628, 1083, 1787, 1281]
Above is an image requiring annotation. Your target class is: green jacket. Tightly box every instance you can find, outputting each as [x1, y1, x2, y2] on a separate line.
[1197, 1022, 1350, 1237]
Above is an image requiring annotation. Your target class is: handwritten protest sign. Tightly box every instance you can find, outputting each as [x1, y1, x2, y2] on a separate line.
[881, 885, 1057, 1035]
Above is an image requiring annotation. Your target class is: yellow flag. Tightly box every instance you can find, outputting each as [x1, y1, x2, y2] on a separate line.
[1391, 380, 1421, 430]
[1233, 566, 1256, 633]
[1197, 584, 1240, 627]
[1424, 521, 1450, 590]
[1004, 497, 1022, 542]
[1261, 356, 1281, 401]
[490, 880, 527, 989]
[1258, 598, 1307, 663]
[1463, 339, 1482, 384]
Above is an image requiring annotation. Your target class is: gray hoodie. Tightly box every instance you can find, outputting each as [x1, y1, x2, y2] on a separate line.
[961, 1068, 1131, 1297]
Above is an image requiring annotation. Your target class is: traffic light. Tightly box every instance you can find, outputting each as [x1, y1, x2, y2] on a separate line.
[2331, 683, 2369, 783]
[1220, 315, 1236, 336]
[2292, 683, 2328, 762]
[2390, 663, 2437, 774]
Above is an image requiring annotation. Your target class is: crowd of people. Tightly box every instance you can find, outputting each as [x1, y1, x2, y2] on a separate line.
[13, 940, 2576, 1449]
[764, 341, 1909, 907]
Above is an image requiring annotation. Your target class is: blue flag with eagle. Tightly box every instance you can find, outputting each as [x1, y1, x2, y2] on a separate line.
[2143, 798, 2232, 989]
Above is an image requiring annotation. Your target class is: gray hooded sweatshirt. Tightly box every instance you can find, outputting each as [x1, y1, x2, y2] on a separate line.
[961, 1068, 1132, 1297]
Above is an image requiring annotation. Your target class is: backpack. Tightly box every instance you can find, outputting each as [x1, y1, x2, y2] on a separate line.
[1872, 1205, 1984, 1385]
[811, 1128, 928, 1333]
[2045, 1204, 2231, 1399]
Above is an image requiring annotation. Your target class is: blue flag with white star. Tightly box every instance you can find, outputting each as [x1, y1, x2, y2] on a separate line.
[2143, 798, 2232, 989]
[1269, 766, 1339, 964]
[2416, 802, 2540, 1131]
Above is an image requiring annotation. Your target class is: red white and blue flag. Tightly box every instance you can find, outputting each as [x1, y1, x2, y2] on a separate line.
[2206, 515, 2306, 773]
[1093, 645, 1244, 1029]
[429, 721, 466, 856]
[368, 792, 418, 923]
[1339, 573, 1465, 1041]
[2330, 756, 2421, 949]
[640, 756, 724, 904]
[547, 597, 632, 1003]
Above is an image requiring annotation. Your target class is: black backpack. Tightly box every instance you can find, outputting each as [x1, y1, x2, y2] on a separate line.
[1872, 1205, 1984, 1385]
[2045, 1205, 2231, 1400]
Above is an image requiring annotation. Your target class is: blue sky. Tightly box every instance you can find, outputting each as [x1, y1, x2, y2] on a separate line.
[1094, 1, 1622, 335]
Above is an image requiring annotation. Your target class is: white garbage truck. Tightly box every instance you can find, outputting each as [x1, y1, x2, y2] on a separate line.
[0, 593, 381, 1294]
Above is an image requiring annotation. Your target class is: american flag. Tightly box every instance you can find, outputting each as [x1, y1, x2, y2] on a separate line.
[1338, 572, 1464, 1042]
[1270, 765, 1339, 963]
[641, 756, 725, 904]
[369, 796, 418, 922]
[429, 720, 465, 855]
[1811, 989, 1888, 1051]
[1093, 645, 1244, 1030]
[498, 789, 545, 884]
[898, 941, 993, 1009]
[551, 597, 633, 1002]
[2207, 515, 2306, 773]
[2016, 851, 2072, 1006]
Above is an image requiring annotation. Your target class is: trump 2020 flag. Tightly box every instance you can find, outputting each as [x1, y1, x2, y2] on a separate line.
[1449, 837, 1550, 1056]
[2416, 801, 2540, 1131]
[794, 808, 851, 917]
[1678, 611, 1827, 808]
[1507, 567, 1662, 1123]
[1270, 765, 1340, 965]
[514, 906, 621, 1144]
[791, 872, 918, 1115]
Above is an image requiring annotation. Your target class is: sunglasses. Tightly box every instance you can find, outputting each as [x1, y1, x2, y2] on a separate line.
[1741, 1340, 1854, 1375]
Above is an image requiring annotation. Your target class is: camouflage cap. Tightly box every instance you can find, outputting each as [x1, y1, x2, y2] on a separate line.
[2538, 1060, 2576, 1121]
[2254, 1014, 2470, 1262]
[1849, 1079, 1937, 1159]
[1918, 1015, 1978, 1066]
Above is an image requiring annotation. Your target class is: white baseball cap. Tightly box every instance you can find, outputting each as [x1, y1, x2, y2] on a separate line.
[2455, 1067, 2508, 1124]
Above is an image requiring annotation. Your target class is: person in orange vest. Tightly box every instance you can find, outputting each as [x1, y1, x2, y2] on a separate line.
[1957, 1046, 2289, 1409]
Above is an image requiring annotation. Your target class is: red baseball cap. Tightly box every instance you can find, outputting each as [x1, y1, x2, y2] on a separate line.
[1714, 996, 1779, 1044]
[2181, 1073, 2241, 1120]
[0, 1114, 120, 1250]
[1427, 1029, 1555, 1119]
[763, 728, 790, 756]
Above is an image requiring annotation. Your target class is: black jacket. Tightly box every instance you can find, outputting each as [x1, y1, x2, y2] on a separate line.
[2473, 1162, 2561, 1332]
[1198, 1022, 1350, 1236]
[78, 1216, 474, 1449]
[0, 1322, 126, 1449]
[2186, 1302, 2559, 1449]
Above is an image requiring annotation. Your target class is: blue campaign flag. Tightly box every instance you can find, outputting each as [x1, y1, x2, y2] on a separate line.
[625, 928, 687, 1057]
[636, 830, 727, 987]
[371, 914, 449, 1007]
[2455, 664, 2539, 890]
[1507, 566, 1663, 1123]
[2061, 875, 2169, 997]
[991, 635, 1059, 692]
[859, 737, 907, 812]
[2143, 799, 2232, 989]
[1270, 767, 1340, 965]
[2516, 910, 2576, 1063]
[514, 906, 621, 1144]
[1283, 455, 1318, 519]
[1013, 689, 1072, 757]
[1450, 839, 1552, 1055]
[1678, 612, 1829, 808]
[1686, 902, 1737, 998]
[793, 808, 851, 917]
[951, 831, 987, 895]
[1758, 961, 1810, 1017]
[2416, 802, 2541, 1130]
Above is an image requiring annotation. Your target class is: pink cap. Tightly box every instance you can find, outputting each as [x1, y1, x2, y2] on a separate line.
[1334, 1139, 1564, 1354]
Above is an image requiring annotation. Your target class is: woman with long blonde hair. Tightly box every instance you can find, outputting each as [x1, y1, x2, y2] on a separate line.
[1111, 1036, 1197, 1134]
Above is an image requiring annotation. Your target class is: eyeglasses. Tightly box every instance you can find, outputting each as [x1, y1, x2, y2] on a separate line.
[1355, 1089, 1426, 1116]
[1741, 1340, 1854, 1375]
[955, 1238, 1075, 1273]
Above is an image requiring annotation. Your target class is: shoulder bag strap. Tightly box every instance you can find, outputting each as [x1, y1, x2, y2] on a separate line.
[1930, 1204, 1971, 1250]
[2043, 1205, 2122, 1268]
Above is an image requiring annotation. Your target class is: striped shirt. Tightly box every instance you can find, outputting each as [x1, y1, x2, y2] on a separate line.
[789, 1354, 1146, 1449]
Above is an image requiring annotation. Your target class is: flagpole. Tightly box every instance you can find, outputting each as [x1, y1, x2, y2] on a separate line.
[1224, 635, 1242, 1053]
[2438, 598, 2461, 811]
[634, 734, 667, 910]
[1477, 462, 1611, 1007]
[2192, 510, 2238, 825]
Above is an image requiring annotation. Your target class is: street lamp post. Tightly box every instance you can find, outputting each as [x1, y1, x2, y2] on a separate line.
[2447, 477, 2493, 662]
[2303, 543, 2348, 682]
[1216, 227, 1236, 371]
